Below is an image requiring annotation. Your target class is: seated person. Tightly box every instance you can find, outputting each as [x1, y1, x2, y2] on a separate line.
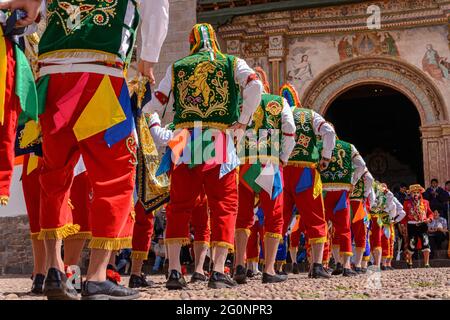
[428, 210, 448, 251]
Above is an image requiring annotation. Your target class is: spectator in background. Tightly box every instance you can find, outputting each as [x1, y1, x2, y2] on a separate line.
[428, 210, 448, 252]
[152, 236, 166, 273]
[423, 179, 448, 214]
[394, 183, 409, 204]
[116, 249, 132, 275]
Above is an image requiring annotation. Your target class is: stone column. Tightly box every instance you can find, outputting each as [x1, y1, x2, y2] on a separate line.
[421, 124, 450, 186]
[268, 35, 285, 94]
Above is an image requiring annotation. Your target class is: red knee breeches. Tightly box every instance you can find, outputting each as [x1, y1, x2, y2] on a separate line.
[22, 154, 43, 237]
[131, 201, 154, 260]
[38, 73, 136, 250]
[324, 190, 352, 256]
[237, 164, 284, 239]
[370, 215, 382, 251]
[351, 201, 367, 249]
[283, 166, 327, 244]
[191, 190, 210, 244]
[166, 164, 237, 249]
[68, 171, 92, 239]
[381, 224, 395, 259]
[0, 37, 20, 202]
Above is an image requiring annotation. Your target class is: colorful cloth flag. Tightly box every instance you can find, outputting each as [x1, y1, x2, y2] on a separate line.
[104, 82, 135, 147]
[156, 148, 172, 177]
[272, 165, 283, 200]
[313, 171, 322, 199]
[255, 162, 275, 196]
[295, 167, 312, 194]
[26, 154, 39, 175]
[333, 191, 348, 214]
[219, 134, 240, 179]
[73, 75, 126, 141]
[352, 201, 367, 223]
[243, 162, 262, 193]
[383, 226, 391, 239]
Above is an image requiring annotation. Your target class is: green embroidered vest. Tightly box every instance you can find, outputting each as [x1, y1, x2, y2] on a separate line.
[238, 93, 283, 163]
[172, 51, 240, 130]
[350, 177, 365, 200]
[288, 108, 319, 167]
[318, 140, 353, 189]
[39, 0, 140, 65]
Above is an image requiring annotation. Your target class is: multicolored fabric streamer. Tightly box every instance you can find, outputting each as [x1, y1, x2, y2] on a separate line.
[296, 167, 313, 193]
[352, 201, 367, 223]
[279, 83, 301, 108]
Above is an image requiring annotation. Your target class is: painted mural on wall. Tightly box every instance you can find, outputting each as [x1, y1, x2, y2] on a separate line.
[422, 44, 450, 84]
[337, 32, 400, 61]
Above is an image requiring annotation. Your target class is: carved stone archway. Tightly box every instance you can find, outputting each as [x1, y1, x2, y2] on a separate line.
[302, 56, 450, 184]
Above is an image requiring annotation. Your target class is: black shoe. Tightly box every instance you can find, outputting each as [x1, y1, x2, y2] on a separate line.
[343, 268, 358, 277]
[208, 271, 238, 289]
[166, 270, 187, 290]
[233, 265, 247, 284]
[246, 269, 255, 278]
[129, 274, 154, 288]
[262, 272, 288, 284]
[276, 270, 288, 276]
[292, 263, 300, 274]
[354, 267, 365, 275]
[31, 273, 45, 295]
[380, 265, 387, 271]
[361, 268, 368, 274]
[331, 263, 344, 276]
[310, 263, 331, 279]
[407, 263, 413, 269]
[190, 272, 208, 283]
[43, 268, 79, 300]
[81, 280, 140, 300]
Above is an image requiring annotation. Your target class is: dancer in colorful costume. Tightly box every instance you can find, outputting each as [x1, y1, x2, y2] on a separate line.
[349, 169, 374, 273]
[144, 23, 263, 290]
[318, 140, 366, 277]
[234, 68, 295, 285]
[279, 83, 336, 279]
[402, 184, 434, 268]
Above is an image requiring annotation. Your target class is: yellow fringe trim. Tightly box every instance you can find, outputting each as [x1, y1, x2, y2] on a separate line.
[0, 195, 9, 206]
[247, 257, 259, 263]
[38, 49, 118, 63]
[362, 256, 371, 261]
[211, 241, 234, 251]
[164, 238, 191, 246]
[286, 161, 317, 168]
[372, 246, 382, 251]
[131, 251, 149, 261]
[382, 256, 389, 259]
[30, 232, 40, 240]
[309, 236, 327, 244]
[65, 231, 92, 240]
[259, 259, 265, 264]
[88, 237, 132, 251]
[175, 121, 229, 131]
[264, 232, 283, 240]
[38, 224, 80, 240]
[341, 252, 353, 257]
[193, 241, 210, 247]
[276, 260, 287, 265]
[236, 228, 251, 237]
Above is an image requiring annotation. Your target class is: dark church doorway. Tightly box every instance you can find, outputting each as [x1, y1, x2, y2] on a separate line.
[325, 84, 424, 190]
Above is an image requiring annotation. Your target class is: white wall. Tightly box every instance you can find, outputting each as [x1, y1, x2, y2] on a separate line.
[0, 166, 26, 217]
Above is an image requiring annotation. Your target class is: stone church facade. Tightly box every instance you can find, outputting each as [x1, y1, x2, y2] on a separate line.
[201, 0, 450, 185]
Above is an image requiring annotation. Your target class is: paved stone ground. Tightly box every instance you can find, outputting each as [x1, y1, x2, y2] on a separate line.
[0, 267, 449, 300]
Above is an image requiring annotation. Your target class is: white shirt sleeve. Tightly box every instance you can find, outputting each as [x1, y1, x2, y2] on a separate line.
[312, 112, 336, 159]
[148, 112, 173, 147]
[139, 0, 170, 63]
[143, 64, 173, 115]
[363, 171, 374, 199]
[386, 191, 397, 219]
[280, 98, 296, 163]
[368, 188, 377, 209]
[351, 144, 366, 185]
[234, 58, 263, 125]
[393, 197, 406, 223]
